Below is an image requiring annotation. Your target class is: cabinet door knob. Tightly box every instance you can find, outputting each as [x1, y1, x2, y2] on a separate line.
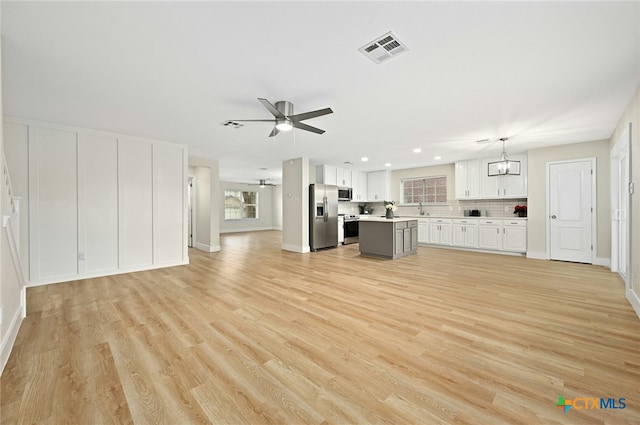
[551, 214, 557, 219]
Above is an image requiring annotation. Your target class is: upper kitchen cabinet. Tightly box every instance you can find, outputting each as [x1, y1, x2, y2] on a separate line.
[454, 159, 481, 199]
[352, 171, 368, 202]
[336, 167, 352, 187]
[317, 165, 338, 185]
[481, 154, 527, 198]
[367, 170, 390, 201]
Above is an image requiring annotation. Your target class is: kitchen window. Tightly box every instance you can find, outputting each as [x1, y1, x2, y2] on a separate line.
[401, 176, 447, 204]
[224, 190, 258, 219]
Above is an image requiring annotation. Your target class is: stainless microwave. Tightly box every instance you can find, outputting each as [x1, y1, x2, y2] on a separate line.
[338, 187, 352, 201]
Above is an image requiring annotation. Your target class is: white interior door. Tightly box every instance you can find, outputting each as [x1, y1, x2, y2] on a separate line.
[548, 160, 593, 263]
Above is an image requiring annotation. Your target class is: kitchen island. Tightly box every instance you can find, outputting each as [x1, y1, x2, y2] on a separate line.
[358, 217, 418, 259]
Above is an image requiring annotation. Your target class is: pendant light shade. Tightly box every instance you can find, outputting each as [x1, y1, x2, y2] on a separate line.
[488, 138, 521, 176]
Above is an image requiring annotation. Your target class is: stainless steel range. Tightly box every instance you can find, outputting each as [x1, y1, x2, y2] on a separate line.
[343, 215, 359, 244]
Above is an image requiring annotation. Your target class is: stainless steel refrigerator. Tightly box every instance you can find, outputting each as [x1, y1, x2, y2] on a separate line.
[309, 184, 338, 251]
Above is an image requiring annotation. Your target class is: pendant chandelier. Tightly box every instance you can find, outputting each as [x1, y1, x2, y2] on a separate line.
[488, 138, 521, 176]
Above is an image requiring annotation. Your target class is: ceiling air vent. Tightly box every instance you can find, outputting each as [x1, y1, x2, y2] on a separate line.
[221, 120, 244, 129]
[359, 31, 409, 64]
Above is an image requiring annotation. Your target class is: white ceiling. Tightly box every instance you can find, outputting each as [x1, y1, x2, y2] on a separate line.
[2, 1, 639, 185]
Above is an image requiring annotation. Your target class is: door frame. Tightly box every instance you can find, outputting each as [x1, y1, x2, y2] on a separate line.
[545, 157, 597, 263]
[611, 123, 632, 289]
[188, 175, 196, 248]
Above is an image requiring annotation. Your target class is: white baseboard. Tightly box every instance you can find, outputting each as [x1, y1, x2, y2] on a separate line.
[627, 288, 640, 320]
[526, 251, 547, 260]
[593, 257, 611, 268]
[282, 244, 310, 253]
[194, 242, 221, 253]
[27, 259, 190, 288]
[0, 304, 24, 374]
[220, 227, 273, 234]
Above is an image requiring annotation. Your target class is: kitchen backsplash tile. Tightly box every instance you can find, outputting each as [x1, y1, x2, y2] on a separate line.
[342, 199, 527, 218]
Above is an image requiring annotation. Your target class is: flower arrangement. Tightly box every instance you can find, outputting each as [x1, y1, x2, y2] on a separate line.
[514, 205, 527, 217]
[384, 201, 397, 219]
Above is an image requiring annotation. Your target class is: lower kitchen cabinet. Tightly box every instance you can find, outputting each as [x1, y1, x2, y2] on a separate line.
[422, 217, 527, 255]
[478, 220, 502, 250]
[417, 219, 429, 243]
[452, 219, 478, 248]
[428, 219, 451, 245]
[502, 220, 527, 252]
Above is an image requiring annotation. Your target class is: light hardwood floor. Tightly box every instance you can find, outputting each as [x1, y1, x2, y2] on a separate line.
[2, 230, 640, 424]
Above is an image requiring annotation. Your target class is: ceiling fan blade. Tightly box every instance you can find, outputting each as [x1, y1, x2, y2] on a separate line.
[228, 119, 276, 122]
[258, 98, 285, 119]
[292, 121, 325, 135]
[268, 127, 280, 137]
[289, 108, 333, 123]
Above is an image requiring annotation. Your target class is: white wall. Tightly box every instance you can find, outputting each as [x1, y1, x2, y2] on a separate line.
[272, 185, 283, 230]
[0, 6, 27, 374]
[188, 157, 221, 252]
[526, 140, 611, 261]
[4, 118, 189, 286]
[609, 85, 640, 317]
[282, 157, 309, 253]
[220, 182, 277, 233]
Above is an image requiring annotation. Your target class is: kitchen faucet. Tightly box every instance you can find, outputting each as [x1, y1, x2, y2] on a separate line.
[418, 202, 424, 215]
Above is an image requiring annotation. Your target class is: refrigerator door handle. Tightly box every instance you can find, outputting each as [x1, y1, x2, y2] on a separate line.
[323, 196, 328, 222]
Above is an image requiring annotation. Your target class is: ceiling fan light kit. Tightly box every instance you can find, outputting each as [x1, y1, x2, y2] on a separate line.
[226, 98, 333, 137]
[488, 137, 521, 176]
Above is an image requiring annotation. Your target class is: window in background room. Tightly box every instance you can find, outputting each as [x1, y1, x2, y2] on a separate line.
[224, 190, 258, 219]
[401, 176, 447, 204]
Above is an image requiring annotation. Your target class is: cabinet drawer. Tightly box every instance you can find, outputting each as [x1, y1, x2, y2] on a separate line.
[394, 222, 407, 230]
[430, 218, 452, 224]
[478, 220, 499, 225]
[407, 220, 418, 228]
[503, 220, 527, 227]
[452, 219, 473, 224]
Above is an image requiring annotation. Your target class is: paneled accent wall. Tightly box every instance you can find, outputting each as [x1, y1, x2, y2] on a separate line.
[8, 118, 188, 286]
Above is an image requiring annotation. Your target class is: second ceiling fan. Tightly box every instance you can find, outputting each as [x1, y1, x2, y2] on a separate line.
[231, 98, 333, 137]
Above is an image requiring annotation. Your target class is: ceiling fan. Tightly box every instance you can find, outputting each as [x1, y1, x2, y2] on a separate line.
[229, 98, 333, 137]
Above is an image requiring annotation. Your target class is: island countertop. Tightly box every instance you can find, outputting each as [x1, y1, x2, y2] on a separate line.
[358, 216, 419, 223]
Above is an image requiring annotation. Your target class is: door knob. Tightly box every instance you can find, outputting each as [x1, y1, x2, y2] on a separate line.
[551, 214, 557, 219]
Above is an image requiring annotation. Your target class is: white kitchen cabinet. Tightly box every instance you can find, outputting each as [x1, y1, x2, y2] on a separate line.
[336, 167, 352, 187]
[417, 218, 429, 243]
[338, 216, 344, 244]
[367, 170, 390, 201]
[428, 218, 451, 245]
[477, 220, 503, 250]
[455, 159, 481, 199]
[451, 219, 478, 248]
[352, 171, 368, 202]
[317, 165, 338, 185]
[481, 154, 528, 198]
[502, 220, 527, 252]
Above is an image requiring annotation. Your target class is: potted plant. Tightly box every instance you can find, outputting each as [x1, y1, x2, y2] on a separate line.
[514, 205, 527, 217]
[384, 201, 397, 219]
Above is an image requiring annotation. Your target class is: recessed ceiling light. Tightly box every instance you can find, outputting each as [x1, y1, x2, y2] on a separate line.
[385, 163, 391, 167]
[434, 156, 442, 160]
[413, 148, 422, 153]
[361, 157, 369, 162]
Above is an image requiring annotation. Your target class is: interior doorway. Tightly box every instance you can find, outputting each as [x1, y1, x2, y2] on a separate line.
[611, 123, 632, 289]
[188, 176, 196, 248]
[547, 158, 596, 263]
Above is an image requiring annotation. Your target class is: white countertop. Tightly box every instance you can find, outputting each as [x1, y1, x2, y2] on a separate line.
[358, 216, 418, 223]
[358, 214, 527, 220]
